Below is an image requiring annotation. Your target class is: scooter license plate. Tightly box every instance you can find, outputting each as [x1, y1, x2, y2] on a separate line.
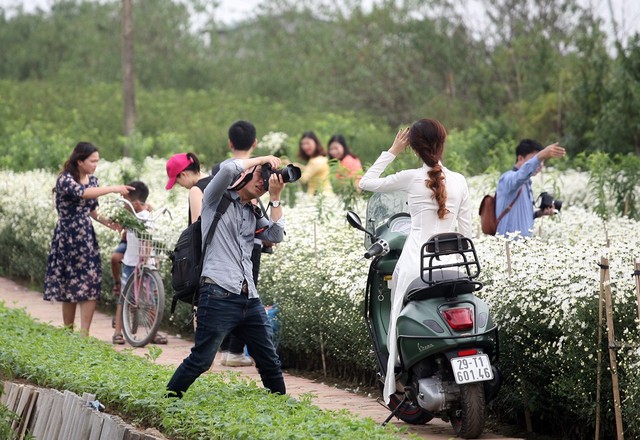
[451, 354, 493, 385]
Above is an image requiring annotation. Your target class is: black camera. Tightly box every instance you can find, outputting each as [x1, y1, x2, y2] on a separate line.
[261, 163, 301, 190]
[538, 191, 562, 212]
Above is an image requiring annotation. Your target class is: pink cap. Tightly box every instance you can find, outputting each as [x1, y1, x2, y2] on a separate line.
[165, 153, 192, 190]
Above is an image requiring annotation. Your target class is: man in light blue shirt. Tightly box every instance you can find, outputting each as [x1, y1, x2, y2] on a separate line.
[167, 152, 288, 397]
[495, 139, 566, 237]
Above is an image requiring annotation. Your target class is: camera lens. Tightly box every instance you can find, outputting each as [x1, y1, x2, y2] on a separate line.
[281, 164, 302, 183]
[261, 164, 302, 190]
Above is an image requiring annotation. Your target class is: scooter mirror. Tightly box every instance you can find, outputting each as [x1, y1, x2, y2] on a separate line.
[346, 211, 363, 229]
[346, 211, 375, 239]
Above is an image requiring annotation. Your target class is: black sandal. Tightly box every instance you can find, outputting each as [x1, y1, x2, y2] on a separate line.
[152, 334, 168, 345]
[112, 333, 125, 345]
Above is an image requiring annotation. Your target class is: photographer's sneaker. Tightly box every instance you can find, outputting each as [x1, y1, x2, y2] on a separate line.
[218, 351, 229, 366]
[224, 353, 253, 367]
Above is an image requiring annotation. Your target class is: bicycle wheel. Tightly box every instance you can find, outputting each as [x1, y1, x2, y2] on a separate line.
[122, 267, 165, 347]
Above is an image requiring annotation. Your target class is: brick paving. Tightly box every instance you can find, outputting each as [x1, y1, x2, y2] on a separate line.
[0, 277, 522, 439]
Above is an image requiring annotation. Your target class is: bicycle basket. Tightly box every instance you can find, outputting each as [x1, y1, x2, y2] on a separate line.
[133, 228, 170, 261]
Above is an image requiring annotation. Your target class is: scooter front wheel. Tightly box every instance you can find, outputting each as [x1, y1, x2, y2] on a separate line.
[381, 385, 434, 425]
[449, 382, 486, 439]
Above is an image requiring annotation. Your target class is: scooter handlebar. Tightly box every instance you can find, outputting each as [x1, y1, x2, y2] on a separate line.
[364, 239, 390, 259]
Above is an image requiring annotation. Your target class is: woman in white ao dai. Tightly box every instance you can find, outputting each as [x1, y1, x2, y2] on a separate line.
[359, 118, 473, 404]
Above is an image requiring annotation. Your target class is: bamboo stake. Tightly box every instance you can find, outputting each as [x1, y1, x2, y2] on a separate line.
[601, 256, 624, 440]
[313, 220, 326, 376]
[319, 330, 327, 378]
[505, 241, 512, 277]
[634, 259, 640, 324]
[595, 260, 606, 440]
[313, 221, 318, 268]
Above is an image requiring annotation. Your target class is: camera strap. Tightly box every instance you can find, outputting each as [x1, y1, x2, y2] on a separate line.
[229, 165, 258, 191]
[497, 186, 523, 223]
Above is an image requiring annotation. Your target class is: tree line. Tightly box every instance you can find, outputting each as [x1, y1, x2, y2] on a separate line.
[0, 0, 639, 172]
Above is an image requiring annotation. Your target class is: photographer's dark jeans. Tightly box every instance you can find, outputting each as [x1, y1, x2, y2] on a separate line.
[219, 244, 263, 355]
[167, 283, 285, 396]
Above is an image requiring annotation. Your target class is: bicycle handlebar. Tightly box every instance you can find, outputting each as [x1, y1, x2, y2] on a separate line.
[115, 197, 172, 223]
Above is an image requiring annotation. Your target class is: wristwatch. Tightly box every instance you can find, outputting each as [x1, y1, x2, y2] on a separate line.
[270, 200, 281, 208]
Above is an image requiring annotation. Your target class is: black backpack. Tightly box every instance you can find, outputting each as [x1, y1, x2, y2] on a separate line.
[169, 193, 232, 313]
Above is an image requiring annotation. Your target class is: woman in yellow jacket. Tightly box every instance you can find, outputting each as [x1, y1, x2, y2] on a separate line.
[297, 131, 333, 195]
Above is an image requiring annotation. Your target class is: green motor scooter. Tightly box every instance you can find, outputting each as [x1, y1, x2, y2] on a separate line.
[347, 192, 501, 439]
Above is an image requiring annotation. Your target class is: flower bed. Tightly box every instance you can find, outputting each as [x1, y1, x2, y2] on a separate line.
[1, 159, 639, 437]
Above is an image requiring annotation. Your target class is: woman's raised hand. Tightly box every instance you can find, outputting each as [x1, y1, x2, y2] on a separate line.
[389, 127, 411, 155]
[112, 185, 135, 196]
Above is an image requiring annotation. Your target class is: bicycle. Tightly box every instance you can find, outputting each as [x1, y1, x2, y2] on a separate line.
[112, 198, 172, 347]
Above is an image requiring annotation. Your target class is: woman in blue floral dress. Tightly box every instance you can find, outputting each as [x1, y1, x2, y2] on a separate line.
[44, 142, 133, 336]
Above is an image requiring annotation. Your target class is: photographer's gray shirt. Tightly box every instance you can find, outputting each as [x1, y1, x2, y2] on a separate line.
[200, 159, 285, 298]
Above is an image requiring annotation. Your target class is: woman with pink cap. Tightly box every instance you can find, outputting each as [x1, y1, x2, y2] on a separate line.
[165, 152, 212, 224]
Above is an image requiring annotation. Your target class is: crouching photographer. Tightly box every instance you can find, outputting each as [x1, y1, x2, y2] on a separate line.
[167, 150, 292, 398]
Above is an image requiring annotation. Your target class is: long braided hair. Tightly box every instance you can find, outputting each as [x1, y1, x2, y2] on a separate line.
[409, 119, 448, 219]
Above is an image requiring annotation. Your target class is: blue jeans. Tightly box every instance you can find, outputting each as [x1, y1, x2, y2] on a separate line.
[166, 283, 285, 396]
[119, 264, 134, 304]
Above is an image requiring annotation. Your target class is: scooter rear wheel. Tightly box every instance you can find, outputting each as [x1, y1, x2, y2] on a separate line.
[449, 382, 486, 438]
[382, 387, 434, 425]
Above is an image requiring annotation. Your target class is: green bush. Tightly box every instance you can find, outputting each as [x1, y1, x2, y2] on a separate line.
[0, 304, 401, 439]
[445, 116, 517, 176]
[0, 402, 25, 440]
[258, 196, 375, 381]
[0, 80, 395, 172]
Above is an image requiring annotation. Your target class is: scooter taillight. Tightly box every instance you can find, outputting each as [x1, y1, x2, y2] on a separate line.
[442, 307, 473, 331]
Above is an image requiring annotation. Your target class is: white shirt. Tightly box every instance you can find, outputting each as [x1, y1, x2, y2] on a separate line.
[122, 209, 152, 267]
[359, 151, 472, 403]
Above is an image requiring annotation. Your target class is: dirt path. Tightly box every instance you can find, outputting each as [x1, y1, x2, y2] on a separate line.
[0, 277, 522, 439]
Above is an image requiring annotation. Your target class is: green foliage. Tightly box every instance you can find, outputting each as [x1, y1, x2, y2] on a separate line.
[475, 226, 640, 439]
[0, 170, 55, 283]
[0, 80, 395, 172]
[0, 123, 73, 172]
[0, 304, 401, 439]
[593, 38, 640, 155]
[576, 151, 640, 221]
[328, 159, 362, 211]
[2, 0, 637, 162]
[445, 117, 517, 176]
[258, 198, 375, 381]
[0, 402, 21, 440]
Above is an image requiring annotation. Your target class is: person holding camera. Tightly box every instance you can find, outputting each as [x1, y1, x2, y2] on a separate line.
[209, 120, 263, 367]
[166, 152, 288, 398]
[495, 139, 566, 237]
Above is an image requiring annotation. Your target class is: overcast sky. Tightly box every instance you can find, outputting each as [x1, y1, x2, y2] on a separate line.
[1, 0, 638, 41]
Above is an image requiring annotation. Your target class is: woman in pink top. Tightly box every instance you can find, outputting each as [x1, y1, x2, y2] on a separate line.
[327, 134, 363, 187]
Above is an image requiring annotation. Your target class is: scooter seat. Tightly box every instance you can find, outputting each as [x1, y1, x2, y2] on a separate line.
[404, 271, 479, 304]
